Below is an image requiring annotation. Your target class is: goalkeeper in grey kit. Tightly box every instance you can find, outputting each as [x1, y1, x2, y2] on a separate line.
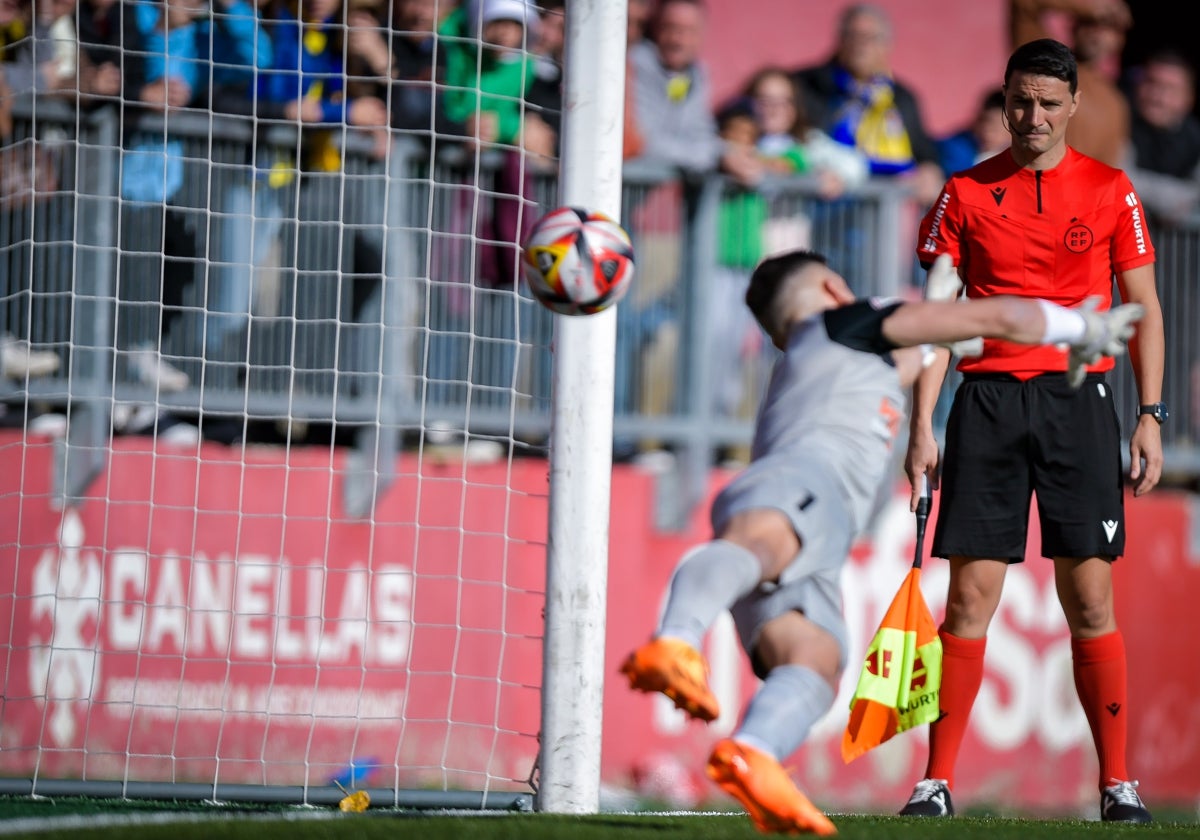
[620, 248, 1143, 835]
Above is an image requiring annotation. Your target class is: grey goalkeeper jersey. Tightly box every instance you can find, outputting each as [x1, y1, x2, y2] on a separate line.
[751, 298, 908, 535]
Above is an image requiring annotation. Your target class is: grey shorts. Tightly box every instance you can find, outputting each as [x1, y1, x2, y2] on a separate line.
[710, 454, 854, 676]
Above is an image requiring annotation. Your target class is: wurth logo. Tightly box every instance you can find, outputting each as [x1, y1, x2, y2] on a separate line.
[920, 191, 951, 254]
[1128, 198, 1147, 255]
[28, 510, 102, 747]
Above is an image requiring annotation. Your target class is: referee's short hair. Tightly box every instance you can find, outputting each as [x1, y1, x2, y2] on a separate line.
[1005, 38, 1078, 94]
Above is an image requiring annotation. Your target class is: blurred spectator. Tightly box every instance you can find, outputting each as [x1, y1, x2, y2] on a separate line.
[628, 0, 757, 182]
[0, 0, 77, 96]
[620, 0, 650, 160]
[208, 0, 386, 396]
[0, 63, 9, 140]
[626, 0, 650, 45]
[2, 0, 72, 383]
[937, 87, 1009, 175]
[1122, 47, 1200, 451]
[620, 0, 756, 460]
[791, 3, 943, 208]
[746, 65, 869, 198]
[1065, 13, 1129, 166]
[344, 0, 463, 140]
[427, 0, 542, 421]
[256, 0, 388, 155]
[1123, 48, 1200, 224]
[117, 0, 271, 392]
[707, 100, 771, 436]
[75, 0, 127, 104]
[35, 0, 78, 92]
[1009, 0, 1130, 62]
[706, 71, 869, 443]
[440, 0, 539, 152]
[524, 0, 562, 161]
[0, 40, 59, 380]
[127, 0, 270, 113]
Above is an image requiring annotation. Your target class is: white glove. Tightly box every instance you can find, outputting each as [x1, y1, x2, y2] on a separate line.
[1065, 297, 1146, 388]
[925, 254, 983, 356]
[948, 335, 985, 357]
[924, 253, 963, 302]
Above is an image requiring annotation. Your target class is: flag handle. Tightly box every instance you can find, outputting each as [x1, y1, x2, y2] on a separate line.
[913, 475, 931, 570]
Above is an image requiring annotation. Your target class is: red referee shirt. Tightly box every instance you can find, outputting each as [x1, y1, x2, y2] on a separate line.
[915, 146, 1155, 378]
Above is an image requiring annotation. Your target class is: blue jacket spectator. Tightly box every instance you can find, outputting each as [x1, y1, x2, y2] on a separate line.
[791, 4, 943, 207]
[937, 88, 1008, 176]
[259, 2, 346, 124]
[132, 0, 271, 106]
[343, 0, 465, 141]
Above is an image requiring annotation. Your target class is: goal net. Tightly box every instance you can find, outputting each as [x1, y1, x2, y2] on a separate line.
[0, 0, 623, 810]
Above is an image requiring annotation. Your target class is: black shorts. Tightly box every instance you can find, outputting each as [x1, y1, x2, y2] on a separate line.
[932, 372, 1125, 562]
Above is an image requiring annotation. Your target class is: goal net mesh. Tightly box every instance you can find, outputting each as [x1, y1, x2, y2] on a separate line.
[0, 0, 586, 804]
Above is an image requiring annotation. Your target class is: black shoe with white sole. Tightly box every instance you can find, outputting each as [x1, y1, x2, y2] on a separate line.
[898, 779, 954, 817]
[1101, 780, 1152, 823]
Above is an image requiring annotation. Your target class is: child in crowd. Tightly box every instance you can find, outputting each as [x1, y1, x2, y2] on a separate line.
[709, 101, 775, 434]
[708, 70, 869, 438]
[745, 66, 869, 199]
[937, 87, 1009, 175]
[212, 0, 388, 374]
[428, 0, 543, 419]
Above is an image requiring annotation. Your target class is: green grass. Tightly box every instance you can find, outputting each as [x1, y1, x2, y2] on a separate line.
[1, 798, 1198, 840]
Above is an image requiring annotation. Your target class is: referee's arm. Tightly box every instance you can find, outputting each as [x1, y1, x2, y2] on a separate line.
[1116, 262, 1165, 495]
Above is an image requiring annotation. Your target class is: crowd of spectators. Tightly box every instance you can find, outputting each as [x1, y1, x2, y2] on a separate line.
[1, 0, 1198, 450]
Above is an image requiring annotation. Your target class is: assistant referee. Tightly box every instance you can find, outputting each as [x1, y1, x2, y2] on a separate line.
[899, 37, 1165, 823]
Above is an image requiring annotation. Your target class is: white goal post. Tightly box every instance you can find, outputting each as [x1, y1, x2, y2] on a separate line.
[0, 0, 625, 814]
[538, 0, 626, 816]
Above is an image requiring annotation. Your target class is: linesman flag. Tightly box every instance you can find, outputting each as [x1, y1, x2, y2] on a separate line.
[841, 480, 943, 763]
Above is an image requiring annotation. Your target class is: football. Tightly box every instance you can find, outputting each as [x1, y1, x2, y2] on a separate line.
[520, 207, 635, 316]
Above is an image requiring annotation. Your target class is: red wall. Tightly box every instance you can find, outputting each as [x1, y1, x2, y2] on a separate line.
[1, 430, 1197, 812]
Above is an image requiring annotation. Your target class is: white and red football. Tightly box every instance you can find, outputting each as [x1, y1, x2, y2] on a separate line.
[520, 207, 635, 316]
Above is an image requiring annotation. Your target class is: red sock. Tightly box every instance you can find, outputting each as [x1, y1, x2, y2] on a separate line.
[925, 628, 986, 789]
[1072, 631, 1129, 788]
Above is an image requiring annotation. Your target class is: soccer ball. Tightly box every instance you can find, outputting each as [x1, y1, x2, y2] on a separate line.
[520, 207, 635, 316]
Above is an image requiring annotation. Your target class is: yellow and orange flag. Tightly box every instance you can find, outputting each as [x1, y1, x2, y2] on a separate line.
[842, 482, 943, 763]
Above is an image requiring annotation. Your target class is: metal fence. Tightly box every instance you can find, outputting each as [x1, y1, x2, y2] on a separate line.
[3, 96, 1197, 520]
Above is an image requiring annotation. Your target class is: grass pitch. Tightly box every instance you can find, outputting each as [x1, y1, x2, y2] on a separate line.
[1, 798, 1198, 840]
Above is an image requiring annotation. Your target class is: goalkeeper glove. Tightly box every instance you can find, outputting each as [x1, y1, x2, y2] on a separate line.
[925, 254, 983, 356]
[1066, 297, 1145, 388]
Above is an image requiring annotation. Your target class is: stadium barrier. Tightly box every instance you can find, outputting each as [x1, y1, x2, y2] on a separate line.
[4, 96, 1197, 523]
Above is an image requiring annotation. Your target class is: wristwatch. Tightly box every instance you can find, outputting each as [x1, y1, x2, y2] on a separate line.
[1138, 402, 1169, 424]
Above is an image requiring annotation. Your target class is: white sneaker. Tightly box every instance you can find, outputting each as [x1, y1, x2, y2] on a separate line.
[159, 419, 201, 446]
[28, 412, 68, 438]
[425, 421, 459, 446]
[112, 402, 160, 434]
[1, 335, 59, 379]
[128, 344, 189, 392]
[464, 438, 504, 463]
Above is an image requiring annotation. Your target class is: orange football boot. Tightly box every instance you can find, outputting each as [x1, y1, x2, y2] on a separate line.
[620, 637, 719, 723]
[706, 738, 837, 835]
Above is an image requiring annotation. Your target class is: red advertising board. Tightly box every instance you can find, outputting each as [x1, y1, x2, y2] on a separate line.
[1, 431, 1196, 811]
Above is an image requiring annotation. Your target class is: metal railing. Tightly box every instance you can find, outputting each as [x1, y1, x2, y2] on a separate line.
[3, 96, 1197, 520]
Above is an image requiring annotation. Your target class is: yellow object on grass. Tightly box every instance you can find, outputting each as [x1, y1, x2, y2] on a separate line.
[338, 790, 370, 812]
